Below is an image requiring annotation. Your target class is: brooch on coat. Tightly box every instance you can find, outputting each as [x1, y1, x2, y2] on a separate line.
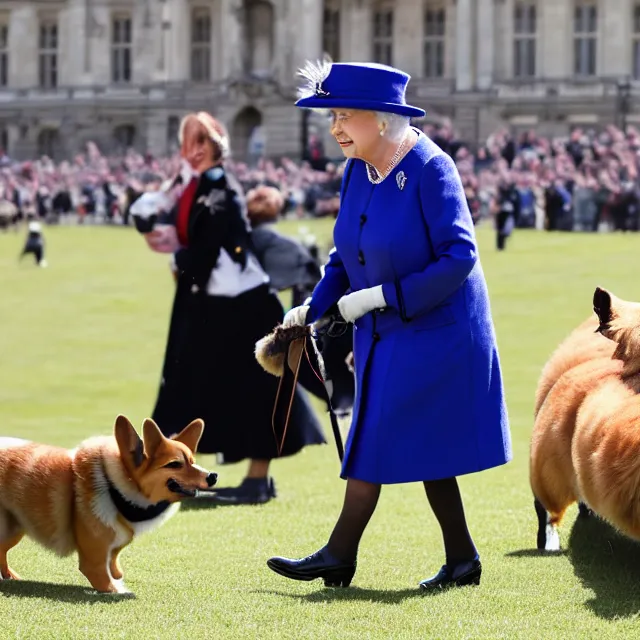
[197, 189, 226, 209]
[396, 171, 407, 191]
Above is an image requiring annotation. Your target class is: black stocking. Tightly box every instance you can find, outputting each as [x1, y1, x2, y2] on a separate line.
[423, 477, 477, 566]
[326, 478, 381, 563]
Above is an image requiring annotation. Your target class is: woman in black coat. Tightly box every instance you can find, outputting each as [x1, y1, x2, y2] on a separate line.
[133, 112, 325, 505]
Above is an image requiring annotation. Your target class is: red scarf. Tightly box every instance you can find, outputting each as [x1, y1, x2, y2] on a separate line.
[176, 177, 198, 247]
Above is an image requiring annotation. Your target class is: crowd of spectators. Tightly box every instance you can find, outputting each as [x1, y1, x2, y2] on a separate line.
[1, 122, 640, 233]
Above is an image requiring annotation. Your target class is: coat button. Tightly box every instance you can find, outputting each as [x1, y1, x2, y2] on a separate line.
[358, 250, 365, 265]
[360, 214, 367, 225]
[191, 284, 199, 293]
[373, 332, 380, 341]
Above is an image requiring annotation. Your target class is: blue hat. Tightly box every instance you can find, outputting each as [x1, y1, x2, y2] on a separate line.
[295, 61, 426, 118]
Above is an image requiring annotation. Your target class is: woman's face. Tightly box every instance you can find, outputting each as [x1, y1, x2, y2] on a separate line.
[181, 119, 216, 173]
[329, 109, 381, 160]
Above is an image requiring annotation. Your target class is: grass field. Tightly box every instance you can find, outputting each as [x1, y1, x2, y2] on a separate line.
[1, 221, 640, 639]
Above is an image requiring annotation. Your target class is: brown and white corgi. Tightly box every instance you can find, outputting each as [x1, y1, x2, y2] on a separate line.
[0, 415, 217, 594]
[531, 287, 640, 551]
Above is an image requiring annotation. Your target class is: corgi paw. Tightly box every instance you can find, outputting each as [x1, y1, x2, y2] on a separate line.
[92, 580, 132, 596]
[112, 578, 131, 595]
[544, 524, 560, 552]
[0, 568, 21, 580]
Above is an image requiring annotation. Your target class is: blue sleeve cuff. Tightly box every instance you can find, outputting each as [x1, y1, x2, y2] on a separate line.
[382, 280, 409, 322]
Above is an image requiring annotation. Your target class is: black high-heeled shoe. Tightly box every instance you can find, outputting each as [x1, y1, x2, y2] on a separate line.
[267, 547, 356, 587]
[419, 557, 482, 591]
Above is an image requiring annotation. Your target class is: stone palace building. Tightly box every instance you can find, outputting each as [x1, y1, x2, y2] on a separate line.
[0, 0, 638, 160]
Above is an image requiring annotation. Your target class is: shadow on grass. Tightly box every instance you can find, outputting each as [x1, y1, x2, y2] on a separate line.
[253, 586, 458, 604]
[567, 514, 640, 620]
[180, 497, 273, 511]
[0, 580, 135, 603]
[180, 499, 221, 512]
[505, 549, 566, 558]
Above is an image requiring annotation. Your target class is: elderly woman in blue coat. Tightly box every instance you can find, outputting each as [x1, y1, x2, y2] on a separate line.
[267, 61, 512, 591]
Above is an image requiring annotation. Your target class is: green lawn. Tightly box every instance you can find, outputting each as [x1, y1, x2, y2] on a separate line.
[1, 222, 640, 639]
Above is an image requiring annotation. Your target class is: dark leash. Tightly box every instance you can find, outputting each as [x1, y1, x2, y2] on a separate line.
[272, 317, 348, 462]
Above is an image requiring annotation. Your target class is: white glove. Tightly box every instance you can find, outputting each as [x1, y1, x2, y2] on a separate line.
[282, 305, 310, 328]
[130, 191, 172, 219]
[338, 286, 386, 323]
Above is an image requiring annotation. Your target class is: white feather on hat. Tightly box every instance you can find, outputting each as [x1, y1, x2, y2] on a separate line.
[297, 57, 333, 100]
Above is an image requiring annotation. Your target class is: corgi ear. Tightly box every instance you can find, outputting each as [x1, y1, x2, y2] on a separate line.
[114, 414, 145, 468]
[171, 419, 204, 453]
[593, 287, 616, 332]
[142, 418, 165, 458]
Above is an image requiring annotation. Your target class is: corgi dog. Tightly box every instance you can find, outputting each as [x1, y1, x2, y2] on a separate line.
[534, 314, 614, 418]
[0, 415, 217, 594]
[531, 287, 640, 550]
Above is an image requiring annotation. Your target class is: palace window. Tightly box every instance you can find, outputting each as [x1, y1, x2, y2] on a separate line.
[39, 20, 58, 89]
[574, 2, 597, 77]
[372, 8, 393, 66]
[112, 14, 132, 83]
[514, 3, 536, 78]
[423, 4, 445, 78]
[191, 8, 211, 82]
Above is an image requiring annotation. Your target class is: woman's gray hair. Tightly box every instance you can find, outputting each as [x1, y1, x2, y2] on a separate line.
[376, 112, 411, 142]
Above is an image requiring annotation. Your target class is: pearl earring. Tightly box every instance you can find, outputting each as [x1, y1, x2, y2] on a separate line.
[379, 129, 385, 137]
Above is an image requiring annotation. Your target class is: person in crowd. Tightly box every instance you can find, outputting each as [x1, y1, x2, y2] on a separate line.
[494, 173, 520, 250]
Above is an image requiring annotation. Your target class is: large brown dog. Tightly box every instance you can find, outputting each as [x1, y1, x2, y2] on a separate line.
[531, 287, 640, 550]
[534, 315, 613, 418]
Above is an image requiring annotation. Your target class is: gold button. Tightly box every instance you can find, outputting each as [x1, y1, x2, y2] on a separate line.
[235, 246, 242, 254]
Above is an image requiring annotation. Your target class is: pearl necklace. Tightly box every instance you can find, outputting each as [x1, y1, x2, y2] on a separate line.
[365, 133, 412, 185]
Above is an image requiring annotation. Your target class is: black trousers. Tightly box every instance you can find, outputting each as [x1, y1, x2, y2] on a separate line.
[21, 245, 43, 264]
[496, 211, 510, 250]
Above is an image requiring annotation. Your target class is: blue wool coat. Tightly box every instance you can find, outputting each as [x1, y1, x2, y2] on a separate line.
[307, 132, 512, 484]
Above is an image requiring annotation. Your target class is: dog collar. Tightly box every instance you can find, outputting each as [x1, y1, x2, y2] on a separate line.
[105, 474, 171, 523]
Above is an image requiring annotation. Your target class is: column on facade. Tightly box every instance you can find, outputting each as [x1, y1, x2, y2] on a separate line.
[345, 0, 373, 62]
[540, 0, 569, 78]
[149, 0, 176, 82]
[297, 0, 323, 64]
[393, 0, 422, 78]
[60, 0, 87, 86]
[86, 5, 111, 86]
[601, 0, 630, 77]
[133, 2, 161, 85]
[476, 0, 494, 90]
[270, 0, 292, 85]
[218, 0, 245, 81]
[491, 0, 508, 81]
[455, 0, 473, 90]
[210, 0, 225, 82]
[166, 0, 190, 82]
[219, 0, 254, 78]
[9, 5, 38, 88]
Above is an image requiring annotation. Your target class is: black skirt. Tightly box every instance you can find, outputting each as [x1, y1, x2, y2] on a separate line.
[152, 282, 326, 461]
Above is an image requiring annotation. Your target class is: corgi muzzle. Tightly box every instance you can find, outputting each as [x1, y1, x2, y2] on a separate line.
[167, 472, 217, 498]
